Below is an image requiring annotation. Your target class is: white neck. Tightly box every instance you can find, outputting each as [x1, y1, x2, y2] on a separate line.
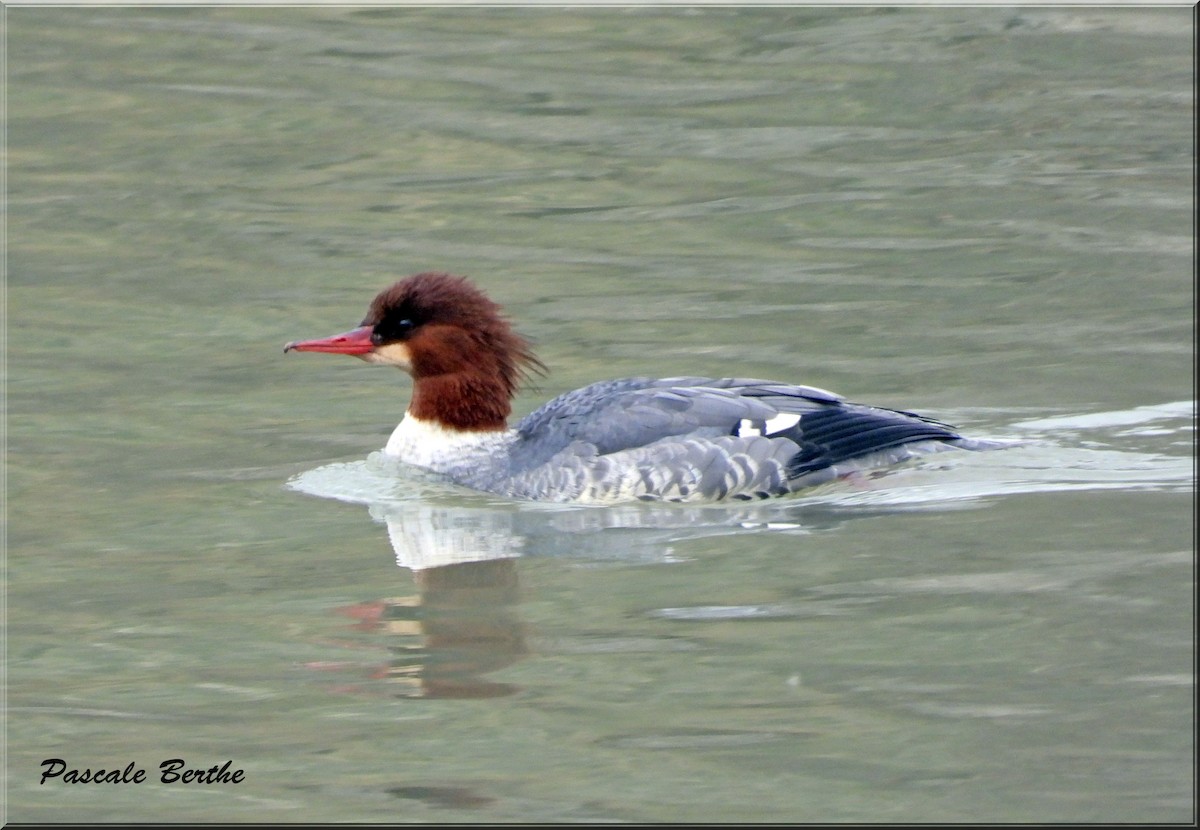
[383, 413, 513, 473]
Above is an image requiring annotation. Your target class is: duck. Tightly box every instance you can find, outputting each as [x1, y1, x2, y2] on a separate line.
[285, 272, 996, 504]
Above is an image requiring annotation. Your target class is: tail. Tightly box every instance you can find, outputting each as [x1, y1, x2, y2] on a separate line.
[776, 404, 1007, 483]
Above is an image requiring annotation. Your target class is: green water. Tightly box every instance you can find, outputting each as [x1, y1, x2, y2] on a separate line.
[6, 6, 1194, 823]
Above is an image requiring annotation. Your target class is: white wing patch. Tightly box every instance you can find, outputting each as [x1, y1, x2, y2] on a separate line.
[736, 412, 802, 438]
[736, 419, 762, 437]
[763, 412, 802, 434]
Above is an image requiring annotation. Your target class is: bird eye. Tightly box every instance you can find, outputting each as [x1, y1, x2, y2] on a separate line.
[372, 317, 416, 345]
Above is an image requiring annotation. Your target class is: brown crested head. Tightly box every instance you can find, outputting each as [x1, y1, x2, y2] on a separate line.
[361, 273, 545, 429]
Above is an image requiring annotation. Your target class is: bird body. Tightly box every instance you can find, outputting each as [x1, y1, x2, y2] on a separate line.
[286, 273, 993, 504]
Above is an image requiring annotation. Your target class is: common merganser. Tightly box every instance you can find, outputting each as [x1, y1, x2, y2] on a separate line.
[285, 272, 995, 504]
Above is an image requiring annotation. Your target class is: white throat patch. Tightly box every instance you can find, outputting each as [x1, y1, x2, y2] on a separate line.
[383, 414, 512, 473]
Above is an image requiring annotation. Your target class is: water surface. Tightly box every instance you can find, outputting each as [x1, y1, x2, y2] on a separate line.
[7, 6, 1194, 823]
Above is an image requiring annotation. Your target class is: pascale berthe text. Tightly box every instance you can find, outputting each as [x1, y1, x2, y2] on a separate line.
[40, 758, 245, 785]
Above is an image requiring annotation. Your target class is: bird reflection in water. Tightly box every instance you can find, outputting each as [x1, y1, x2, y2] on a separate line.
[336, 557, 526, 699]
[295, 466, 863, 702]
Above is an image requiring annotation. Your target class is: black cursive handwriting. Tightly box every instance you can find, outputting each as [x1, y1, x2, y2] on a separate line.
[39, 758, 245, 784]
[158, 758, 244, 784]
